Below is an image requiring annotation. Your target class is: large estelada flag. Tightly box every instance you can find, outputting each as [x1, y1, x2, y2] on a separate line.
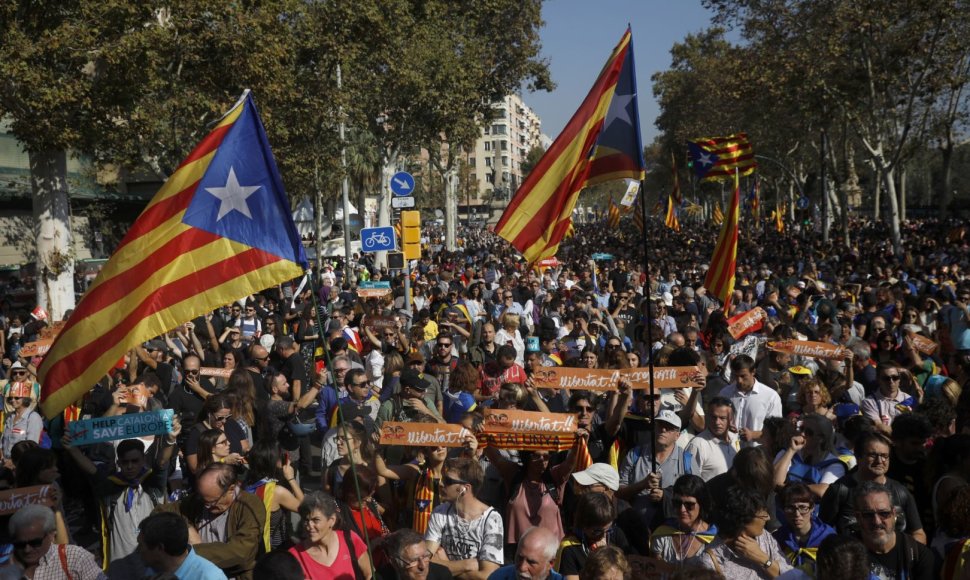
[688, 133, 757, 182]
[496, 28, 645, 263]
[704, 170, 741, 313]
[38, 91, 307, 418]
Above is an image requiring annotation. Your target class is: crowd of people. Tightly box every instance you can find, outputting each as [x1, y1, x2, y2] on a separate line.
[1, 215, 970, 579]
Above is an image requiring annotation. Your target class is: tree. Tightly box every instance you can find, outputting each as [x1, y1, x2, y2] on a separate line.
[520, 144, 546, 178]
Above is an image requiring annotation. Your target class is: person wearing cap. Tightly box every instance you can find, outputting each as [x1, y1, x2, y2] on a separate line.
[0, 373, 43, 466]
[617, 409, 689, 529]
[377, 369, 444, 428]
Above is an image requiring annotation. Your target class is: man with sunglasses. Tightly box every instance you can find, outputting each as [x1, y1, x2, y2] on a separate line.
[861, 363, 913, 434]
[168, 353, 216, 442]
[10, 504, 106, 579]
[155, 463, 265, 580]
[854, 481, 938, 579]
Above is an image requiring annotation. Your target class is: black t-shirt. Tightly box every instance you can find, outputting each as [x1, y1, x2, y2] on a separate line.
[282, 352, 308, 389]
[167, 379, 216, 434]
[867, 532, 939, 580]
[818, 473, 923, 535]
[558, 527, 632, 575]
[184, 419, 246, 457]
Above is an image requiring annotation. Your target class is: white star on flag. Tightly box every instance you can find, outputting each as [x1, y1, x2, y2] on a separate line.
[698, 152, 715, 167]
[205, 167, 261, 220]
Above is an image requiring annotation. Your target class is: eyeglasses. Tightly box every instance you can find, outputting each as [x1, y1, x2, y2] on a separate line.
[185, 369, 201, 375]
[880, 374, 901, 382]
[5, 397, 27, 404]
[443, 475, 469, 487]
[672, 499, 697, 510]
[858, 509, 894, 521]
[212, 414, 231, 423]
[352, 381, 369, 388]
[784, 504, 813, 514]
[11, 371, 26, 376]
[334, 367, 349, 373]
[397, 551, 433, 570]
[203, 486, 233, 508]
[437, 343, 452, 348]
[607, 343, 621, 349]
[12, 536, 47, 550]
[336, 435, 355, 443]
[573, 405, 594, 414]
[863, 452, 890, 462]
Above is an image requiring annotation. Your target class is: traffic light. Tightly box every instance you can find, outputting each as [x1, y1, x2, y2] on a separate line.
[401, 210, 422, 260]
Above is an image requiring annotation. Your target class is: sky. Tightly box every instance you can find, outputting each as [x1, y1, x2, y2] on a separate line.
[527, 0, 719, 144]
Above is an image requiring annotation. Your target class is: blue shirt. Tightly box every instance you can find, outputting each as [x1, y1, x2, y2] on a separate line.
[488, 565, 563, 580]
[173, 547, 228, 579]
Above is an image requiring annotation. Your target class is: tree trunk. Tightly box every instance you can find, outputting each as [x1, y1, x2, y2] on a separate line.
[376, 159, 396, 270]
[940, 141, 955, 217]
[881, 166, 903, 255]
[29, 150, 76, 321]
[872, 161, 881, 220]
[444, 169, 458, 251]
[898, 166, 907, 223]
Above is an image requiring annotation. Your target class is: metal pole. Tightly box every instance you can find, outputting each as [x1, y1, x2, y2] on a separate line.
[337, 64, 352, 281]
[638, 179, 658, 474]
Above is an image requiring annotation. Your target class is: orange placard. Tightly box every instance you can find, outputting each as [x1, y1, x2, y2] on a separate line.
[357, 288, 392, 298]
[727, 307, 767, 339]
[38, 321, 66, 340]
[0, 485, 56, 515]
[483, 408, 577, 434]
[19, 340, 52, 358]
[200, 367, 232, 378]
[910, 334, 938, 355]
[530, 366, 704, 391]
[7, 382, 32, 398]
[378, 422, 471, 448]
[479, 431, 576, 451]
[767, 340, 850, 360]
[363, 315, 398, 334]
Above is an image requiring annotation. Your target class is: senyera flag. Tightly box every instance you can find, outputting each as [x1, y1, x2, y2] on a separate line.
[704, 170, 741, 314]
[496, 27, 645, 263]
[38, 91, 307, 419]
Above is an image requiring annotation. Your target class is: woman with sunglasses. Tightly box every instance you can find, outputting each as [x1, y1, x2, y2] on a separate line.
[771, 483, 835, 577]
[554, 491, 631, 580]
[649, 475, 717, 569]
[195, 428, 243, 475]
[0, 378, 42, 469]
[322, 421, 375, 499]
[184, 394, 246, 474]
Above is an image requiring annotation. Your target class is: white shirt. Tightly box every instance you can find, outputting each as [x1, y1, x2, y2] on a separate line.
[718, 380, 783, 447]
[684, 429, 741, 481]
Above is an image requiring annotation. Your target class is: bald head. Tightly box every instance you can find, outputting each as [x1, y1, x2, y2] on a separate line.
[515, 527, 558, 579]
[250, 345, 269, 366]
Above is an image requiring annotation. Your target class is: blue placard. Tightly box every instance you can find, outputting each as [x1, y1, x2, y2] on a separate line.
[359, 281, 391, 289]
[390, 172, 415, 197]
[591, 253, 614, 261]
[359, 226, 397, 252]
[67, 409, 174, 446]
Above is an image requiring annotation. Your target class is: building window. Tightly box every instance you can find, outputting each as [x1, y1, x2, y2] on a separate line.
[485, 158, 492, 167]
[492, 124, 506, 135]
[486, 173, 495, 184]
[484, 142, 492, 151]
[502, 156, 509, 166]
[500, 140, 508, 151]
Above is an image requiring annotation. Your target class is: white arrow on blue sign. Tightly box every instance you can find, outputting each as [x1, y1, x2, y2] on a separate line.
[359, 226, 397, 253]
[390, 171, 415, 197]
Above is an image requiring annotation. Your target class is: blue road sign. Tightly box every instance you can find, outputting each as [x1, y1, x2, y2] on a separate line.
[390, 171, 415, 197]
[796, 196, 810, 210]
[359, 226, 396, 252]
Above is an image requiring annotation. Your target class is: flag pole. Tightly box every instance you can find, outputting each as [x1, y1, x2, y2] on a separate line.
[638, 179, 658, 474]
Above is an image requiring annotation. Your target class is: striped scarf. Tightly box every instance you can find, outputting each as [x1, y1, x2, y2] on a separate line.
[106, 468, 152, 512]
[412, 468, 437, 535]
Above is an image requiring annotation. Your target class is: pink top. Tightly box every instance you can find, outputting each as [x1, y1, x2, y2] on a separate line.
[289, 531, 367, 579]
[505, 462, 570, 544]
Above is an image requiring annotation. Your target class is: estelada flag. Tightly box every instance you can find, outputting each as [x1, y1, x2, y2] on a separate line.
[704, 170, 741, 313]
[38, 91, 308, 418]
[496, 28, 645, 263]
[688, 133, 757, 182]
[607, 196, 621, 228]
[664, 195, 680, 232]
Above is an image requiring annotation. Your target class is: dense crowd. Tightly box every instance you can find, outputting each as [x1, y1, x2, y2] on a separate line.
[2, 216, 970, 579]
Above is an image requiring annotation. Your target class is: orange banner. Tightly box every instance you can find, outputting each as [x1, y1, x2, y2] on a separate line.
[530, 366, 704, 391]
[727, 307, 767, 339]
[0, 485, 56, 515]
[362, 315, 399, 334]
[200, 367, 232, 378]
[378, 422, 472, 448]
[910, 334, 938, 355]
[19, 340, 53, 358]
[767, 340, 849, 360]
[38, 321, 67, 340]
[357, 288, 392, 298]
[483, 408, 577, 434]
[479, 431, 576, 451]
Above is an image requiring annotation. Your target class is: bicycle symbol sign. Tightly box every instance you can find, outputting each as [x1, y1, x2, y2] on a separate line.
[359, 226, 397, 253]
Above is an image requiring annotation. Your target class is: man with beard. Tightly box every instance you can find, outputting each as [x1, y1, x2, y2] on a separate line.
[854, 481, 938, 579]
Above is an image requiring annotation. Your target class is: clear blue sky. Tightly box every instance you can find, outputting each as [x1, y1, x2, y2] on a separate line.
[527, 0, 718, 144]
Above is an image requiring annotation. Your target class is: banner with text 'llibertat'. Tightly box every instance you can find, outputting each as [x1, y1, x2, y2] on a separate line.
[67, 409, 174, 446]
[530, 366, 705, 391]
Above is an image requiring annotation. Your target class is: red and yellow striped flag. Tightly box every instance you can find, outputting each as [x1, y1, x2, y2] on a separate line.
[37, 92, 308, 418]
[712, 203, 724, 226]
[496, 28, 645, 263]
[607, 197, 621, 228]
[688, 133, 757, 182]
[664, 195, 680, 232]
[704, 171, 741, 313]
[775, 203, 785, 233]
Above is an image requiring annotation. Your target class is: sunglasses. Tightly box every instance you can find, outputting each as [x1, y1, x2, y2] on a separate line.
[12, 536, 46, 550]
[443, 475, 469, 487]
[5, 397, 28, 403]
[880, 375, 901, 382]
[212, 414, 231, 423]
[185, 369, 201, 375]
[437, 343, 452, 348]
[858, 509, 894, 521]
[672, 499, 697, 510]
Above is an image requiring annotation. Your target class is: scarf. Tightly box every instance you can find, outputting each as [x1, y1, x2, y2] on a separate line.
[650, 521, 719, 545]
[412, 467, 437, 535]
[107, 468, 152, 512]
[774, 518, 835, 573]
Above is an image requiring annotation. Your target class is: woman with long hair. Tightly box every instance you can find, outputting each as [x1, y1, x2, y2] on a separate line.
[796, 380, 837, 422]
[195, 428, 240, 474]
[296, 305, 321, 382]
[185, 393, 246, 473]
[288, 491, 373, 579]
[494, 312, 525, 366]
[225, 370, 257, 448]
[322, 421, 376, 499]
[0, 380, 43, 468]
[244, 441, 304, 551]
[15, 448, 69, 544]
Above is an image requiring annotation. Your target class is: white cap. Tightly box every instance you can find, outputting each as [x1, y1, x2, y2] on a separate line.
[571, 463, 620, 491]
[655, 409, 682, 430]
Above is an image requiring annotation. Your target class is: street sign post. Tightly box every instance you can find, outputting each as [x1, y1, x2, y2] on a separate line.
[359, 226, 397, 253]
[390, 171, 415, 197]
